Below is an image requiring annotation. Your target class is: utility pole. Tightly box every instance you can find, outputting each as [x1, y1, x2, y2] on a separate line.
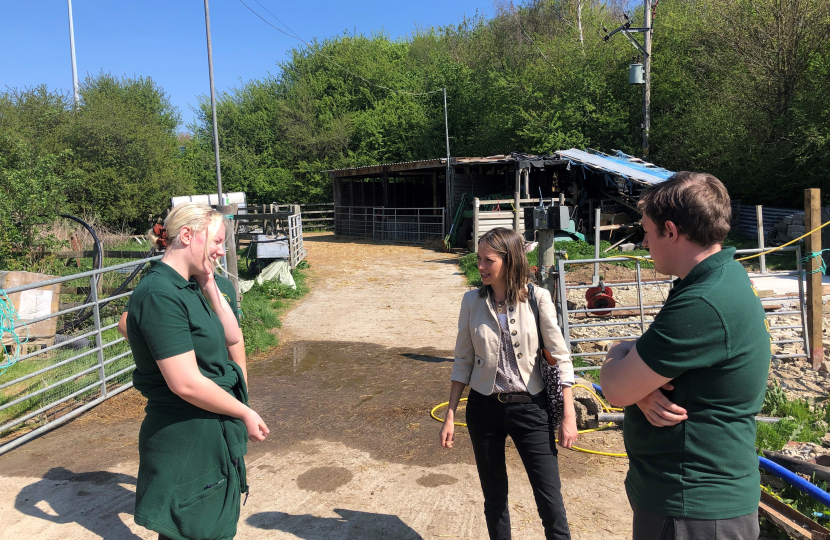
[203, 0, 236, 296]
[443, 88, 452, 228]
[642, 0, 652, 158]
[602, 1, 654, 158]
[203, 0, 223, 203]
[67, 0, 80, 106]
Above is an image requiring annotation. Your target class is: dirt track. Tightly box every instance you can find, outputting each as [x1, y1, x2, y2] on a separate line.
[0, 233, 631, 539]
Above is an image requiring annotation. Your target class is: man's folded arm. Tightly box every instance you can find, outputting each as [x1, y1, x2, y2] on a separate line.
[600, 342, 673, 407]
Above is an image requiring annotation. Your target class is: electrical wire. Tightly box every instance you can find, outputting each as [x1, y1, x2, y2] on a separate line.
[236, 0, 444, 97]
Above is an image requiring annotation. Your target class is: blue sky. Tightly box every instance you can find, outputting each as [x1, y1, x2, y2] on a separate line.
[1, 1, 496, 130]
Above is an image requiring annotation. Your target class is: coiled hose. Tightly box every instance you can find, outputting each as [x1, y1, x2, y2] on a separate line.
[56, 215, 153, 334]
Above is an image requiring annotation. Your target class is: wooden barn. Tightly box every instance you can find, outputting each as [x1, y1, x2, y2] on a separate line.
[327, 149, 674, 249]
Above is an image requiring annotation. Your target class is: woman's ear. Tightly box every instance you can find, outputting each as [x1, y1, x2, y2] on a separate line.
[179, 226, 193, 246]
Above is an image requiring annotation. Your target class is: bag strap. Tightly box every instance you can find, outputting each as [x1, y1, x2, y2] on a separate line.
[528, 283, 544, 355]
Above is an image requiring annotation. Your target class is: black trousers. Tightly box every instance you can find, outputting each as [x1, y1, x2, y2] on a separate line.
[466, 389, 571, 540]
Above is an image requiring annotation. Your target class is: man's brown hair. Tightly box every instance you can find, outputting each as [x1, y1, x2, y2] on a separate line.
[637, 171, 731, 247]
[477, 227, 530, 305]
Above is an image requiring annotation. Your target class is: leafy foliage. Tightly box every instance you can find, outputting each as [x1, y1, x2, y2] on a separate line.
[3, 0, 830, 257]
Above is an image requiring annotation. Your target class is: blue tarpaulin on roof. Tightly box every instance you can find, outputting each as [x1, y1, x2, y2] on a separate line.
[558, 148, 673, 186]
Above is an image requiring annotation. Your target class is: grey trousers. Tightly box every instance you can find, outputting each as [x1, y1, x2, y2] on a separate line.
[630, 498, 760, 540]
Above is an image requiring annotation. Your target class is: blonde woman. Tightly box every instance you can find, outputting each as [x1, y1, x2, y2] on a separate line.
[126, 202, 268, 540]
[440, 227, 577, 540]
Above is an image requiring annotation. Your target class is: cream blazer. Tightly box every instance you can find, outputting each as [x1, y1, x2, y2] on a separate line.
[452, 285, 574, 396]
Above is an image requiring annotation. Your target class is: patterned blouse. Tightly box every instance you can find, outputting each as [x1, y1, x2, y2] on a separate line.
[490, 297, 529, 394]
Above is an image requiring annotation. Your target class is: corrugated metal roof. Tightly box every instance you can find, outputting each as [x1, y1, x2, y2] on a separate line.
[558, 148, 673, 185]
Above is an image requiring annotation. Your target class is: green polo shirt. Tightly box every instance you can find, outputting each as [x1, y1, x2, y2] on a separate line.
[127, 260, 231, 380]
[125, 271, 239, 324]
[624, 247, 770, 520]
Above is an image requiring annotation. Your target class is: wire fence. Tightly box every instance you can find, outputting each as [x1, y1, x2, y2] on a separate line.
[0, 256, 160, 455]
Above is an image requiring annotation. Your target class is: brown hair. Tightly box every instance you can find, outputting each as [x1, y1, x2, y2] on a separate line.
[478, 227, 530, 305]
[637, 171, 731, 247]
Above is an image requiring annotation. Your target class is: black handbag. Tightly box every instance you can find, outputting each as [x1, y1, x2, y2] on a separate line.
[528, 284, 565, 429]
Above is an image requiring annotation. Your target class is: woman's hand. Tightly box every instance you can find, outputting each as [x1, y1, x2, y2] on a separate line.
[558, 414, 578, 449]
[440, 412, 455, 449]
[242, 409, 270, 442]
[558, 386, 578, 449]
[194, 272, 217, 297]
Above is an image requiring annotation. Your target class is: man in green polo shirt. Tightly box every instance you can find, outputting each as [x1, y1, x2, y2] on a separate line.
[600, 172, 770, 539]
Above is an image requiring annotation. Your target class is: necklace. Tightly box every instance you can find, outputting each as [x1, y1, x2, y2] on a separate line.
[495, 299, 506, 314]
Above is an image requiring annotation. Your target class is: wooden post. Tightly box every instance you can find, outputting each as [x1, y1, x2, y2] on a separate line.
[217, 204, 241, 305]
[756, 205, 767, 274]
[805, 189, 824, 369]
[514, 169, 521, 234]
[473, 198, 480, 253]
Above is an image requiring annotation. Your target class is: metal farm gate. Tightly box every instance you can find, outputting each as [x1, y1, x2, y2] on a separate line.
[334, 206, 445, 244]
[553, 246, 809, 372]
[0, 256, 161, 455]
[287, 213, 307, 269]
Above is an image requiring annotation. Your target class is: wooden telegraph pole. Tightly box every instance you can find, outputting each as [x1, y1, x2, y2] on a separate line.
[805, 189, 824, 369]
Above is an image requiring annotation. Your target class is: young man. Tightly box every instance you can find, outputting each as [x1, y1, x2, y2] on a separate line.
[600, 172, 770, 539]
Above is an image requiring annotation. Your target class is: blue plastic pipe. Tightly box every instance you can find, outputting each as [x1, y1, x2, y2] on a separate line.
[758, 456, 830, 508]
[592, 383, 604, 394]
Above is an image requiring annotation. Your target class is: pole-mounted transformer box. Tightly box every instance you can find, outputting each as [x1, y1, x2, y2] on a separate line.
[629, 63, 644, 85]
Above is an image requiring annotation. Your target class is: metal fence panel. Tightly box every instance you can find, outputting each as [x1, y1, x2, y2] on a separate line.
[554, 247, 808, 369]
[334, 206, 375, 238]
[373, 208, 445, 244]
[0, 256, 161, 455]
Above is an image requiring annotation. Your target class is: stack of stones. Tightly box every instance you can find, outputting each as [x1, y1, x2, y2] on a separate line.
[769, 213, 806, 245]
[768, 210, 830, 245]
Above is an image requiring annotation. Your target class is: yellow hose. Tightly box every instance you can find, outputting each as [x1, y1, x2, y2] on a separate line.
[571, 383, 624, 413]
[431, 397, 628, 458]
[736, 220, 830, 261]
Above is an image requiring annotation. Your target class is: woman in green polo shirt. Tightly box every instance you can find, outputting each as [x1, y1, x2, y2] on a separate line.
[126, 202, 269, 540]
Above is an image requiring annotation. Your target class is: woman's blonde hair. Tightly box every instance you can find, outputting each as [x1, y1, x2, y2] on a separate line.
[478, 227, 531, 305]
[148, 202, 227, 265]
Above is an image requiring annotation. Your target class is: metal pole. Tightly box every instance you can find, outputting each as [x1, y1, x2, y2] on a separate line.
[443, 88, 452, 230]
[67, 0, 80, 106]
[594, 208, 601, 285]
[473, 198, 480, 253]
[796, 244, 810, 360]
[89, 274, 107, 399]
[636, 260, 646, 334]
[204, 0, 223, 203]
[538, 229, 557, 297]
[557, 258, 571, 348]
[514, 169, 522, 234]
[756, 205, 767, 274]
[642, 0, 652, 158]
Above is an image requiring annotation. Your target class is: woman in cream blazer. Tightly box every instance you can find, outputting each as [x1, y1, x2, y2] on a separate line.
[440, 227, 576, 540]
